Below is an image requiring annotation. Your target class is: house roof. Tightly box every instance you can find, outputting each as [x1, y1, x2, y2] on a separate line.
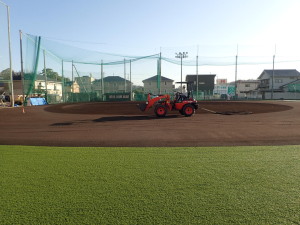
[93, 76, 131, 83]
[258, 69, 300, 79]
[142, 75, 174, 83]
[104, 76, 130, 82]
[228, 79, 259, 85]
[186, 74, 216, 77]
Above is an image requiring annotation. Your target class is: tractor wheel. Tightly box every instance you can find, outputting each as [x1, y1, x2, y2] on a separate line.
[182, 104, 195, 117]
[155, 104, 167, 117]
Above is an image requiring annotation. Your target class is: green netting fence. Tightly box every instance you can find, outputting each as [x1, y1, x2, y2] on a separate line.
[19, 33, 300, 105]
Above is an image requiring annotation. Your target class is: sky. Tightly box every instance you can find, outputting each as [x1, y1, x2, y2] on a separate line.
[1, 0, 300, 84]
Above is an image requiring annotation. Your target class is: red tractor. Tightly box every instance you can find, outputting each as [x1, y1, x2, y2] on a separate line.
[138, 91, 198, 117]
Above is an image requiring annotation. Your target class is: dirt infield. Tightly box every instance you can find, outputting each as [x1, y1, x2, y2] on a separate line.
[0, 100, 299, 147]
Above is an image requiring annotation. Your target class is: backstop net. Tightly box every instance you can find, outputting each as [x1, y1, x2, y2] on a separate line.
[21, 33, 300, 104]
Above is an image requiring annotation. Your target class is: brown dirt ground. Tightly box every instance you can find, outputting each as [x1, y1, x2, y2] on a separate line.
[0, 100, 299, 147]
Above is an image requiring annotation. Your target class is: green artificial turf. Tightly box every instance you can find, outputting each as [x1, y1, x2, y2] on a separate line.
[1, 145, 300, 224]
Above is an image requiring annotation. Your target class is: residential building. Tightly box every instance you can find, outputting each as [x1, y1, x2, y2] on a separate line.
[142, 75, 174, 94]
[75, 75, 95, 93]
[92, 76, 132, 95]
[229, 80, 260, 98]
[65, 80, 80, 93]
[257, 69, 300, 99]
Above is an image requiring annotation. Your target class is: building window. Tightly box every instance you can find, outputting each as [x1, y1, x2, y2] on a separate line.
[275, 79, 283, 83]
[165, 81, 167, 85]
[245, 84, 250, 87]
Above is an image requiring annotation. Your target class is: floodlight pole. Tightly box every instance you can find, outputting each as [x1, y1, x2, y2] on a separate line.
[1, 1, 14, 106]
[175, 52, 188, 93]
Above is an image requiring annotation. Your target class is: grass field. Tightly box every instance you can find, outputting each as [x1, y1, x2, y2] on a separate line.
[1, 145, 300, 224]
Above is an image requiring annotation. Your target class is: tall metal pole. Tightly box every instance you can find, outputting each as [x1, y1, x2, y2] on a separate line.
[235, 54, 238, 98]
[157, 52, 162, 95]
[124, 58, 126, 93]
[181, 57, 183, 92]
[196, 56, 199, 100]
[71, 61, 74, 93]
[130, 60, 132, 100]
[101, 60, 104, 101]
[61, 60, 65, 102]
[0, 2, 15, 107]
[43, 50, 48, 102]
[271, 54, 275, 100]
[19, 30, 25, 104]
[71, 60, 74, 102]
[175, 52, 188, 93]
[196, 46, 199, 100]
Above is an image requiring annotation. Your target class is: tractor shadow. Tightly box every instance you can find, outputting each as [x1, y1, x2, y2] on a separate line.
[93, 115, 180, 123]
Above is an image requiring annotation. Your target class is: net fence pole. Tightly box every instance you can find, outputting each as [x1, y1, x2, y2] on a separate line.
[101, 60, 104, 101]
[196, 55, 199, 100]
[43, 50, 48, 102]
[234, 45, 238, 98]
[61, 60, 65, 102]
[159, 52, 162, 95]
[271, 54, 275, 100]
[71, 60, 74, 102]
[0, 2, 15, 107]
[130, 59, 132, 100]
[124, 58, 126, 93]
[19, 30, 25, 104]
[271, 45, 276, 100]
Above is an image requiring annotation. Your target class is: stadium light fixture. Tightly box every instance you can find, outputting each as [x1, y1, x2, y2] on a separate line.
[175, 52, 188, 92]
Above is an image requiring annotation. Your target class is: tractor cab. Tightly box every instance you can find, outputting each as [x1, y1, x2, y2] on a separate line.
[174, 81, 195, 102]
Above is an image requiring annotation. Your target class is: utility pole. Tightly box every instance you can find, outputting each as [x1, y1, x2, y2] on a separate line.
[175, 52, 188, 92]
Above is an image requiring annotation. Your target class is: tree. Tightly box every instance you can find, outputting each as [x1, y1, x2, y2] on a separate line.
[0, 68, 12, 80]
[39, 68, 70, 82]
[40, 68, 61, 81]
